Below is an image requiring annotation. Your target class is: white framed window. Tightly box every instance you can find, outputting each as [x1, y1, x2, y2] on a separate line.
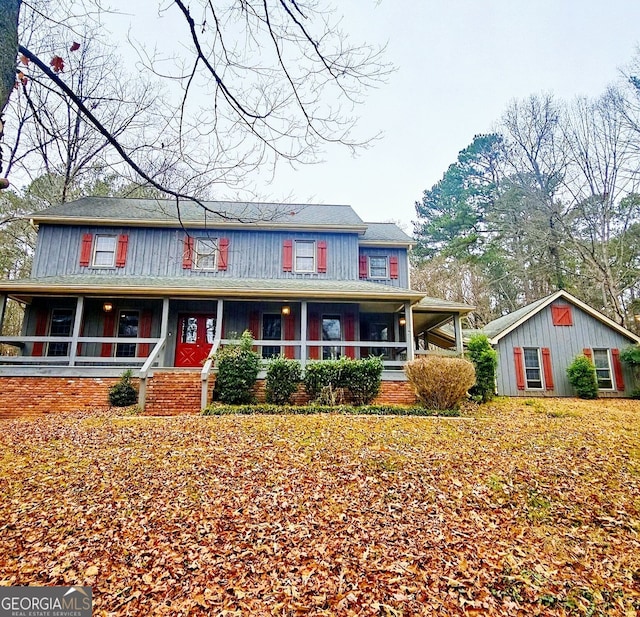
[194, 238, 218, 270]
[93, 235, 117, 267]
[523, 347, 543, 389]
[295, 240, 315, 273]
[369, 256, 389, 279]
[592, 349, 614, 390]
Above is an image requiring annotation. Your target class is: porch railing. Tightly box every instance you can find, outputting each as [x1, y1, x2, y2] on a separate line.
[138, 337, 168, 410]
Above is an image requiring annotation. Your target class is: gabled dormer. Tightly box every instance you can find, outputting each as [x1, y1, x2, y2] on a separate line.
[358, 222, 414, 288]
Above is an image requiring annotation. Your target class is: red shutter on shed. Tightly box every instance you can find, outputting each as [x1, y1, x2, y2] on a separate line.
[345, 313, 355, 359]
[101, 311, 116, 357]
[612, 348, 625, 391]
[33, 308, 49, 357]
[541, 347, 554, 391]
[282, 240, 293, 272]
[308, 313, 320, 360]
[317, 241, 327, 273]
[513, 347, 525, 390]
[182, 236, 194, 269]
[218, 238, 229, 271]
[284, 313, 296, 359]
[359, 255, 368, 279]
[551, 304, 573, 326]
[79, 233, 93, 266]
[138, 310, 153, 357]
[389, 256, 399, 279]
[583, 348, 593, 362]
[115, 234, 129, 268]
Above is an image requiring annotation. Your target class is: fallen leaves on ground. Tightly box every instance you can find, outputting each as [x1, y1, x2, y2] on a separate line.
[0, 398, 639, 616]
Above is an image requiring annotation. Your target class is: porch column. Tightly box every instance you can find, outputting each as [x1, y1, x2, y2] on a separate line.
[0, 294, 6, 334]
[300, 301, 308, 367]
[69, 296, 84, 366]
[404, 301, 415, 362]
[453, 313, 463, 356]
[159, 297, 170, 366]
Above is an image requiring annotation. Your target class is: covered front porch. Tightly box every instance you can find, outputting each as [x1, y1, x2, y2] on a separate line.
[0, 277, 472, 410]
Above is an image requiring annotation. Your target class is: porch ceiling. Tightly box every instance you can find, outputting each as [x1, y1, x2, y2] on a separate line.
[0, 275, 426, 303]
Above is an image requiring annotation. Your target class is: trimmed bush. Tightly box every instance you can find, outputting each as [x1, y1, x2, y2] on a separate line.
[567, 355, 598, 399]
[214, 330, 261, 404]
[404, 355, 475, 410]
[265, 356, 302, 404]
[466, 334, 498, 403]
[302, 357, 383, 405]
[621, 344, 640, 393]
[108, 369, 138, 407]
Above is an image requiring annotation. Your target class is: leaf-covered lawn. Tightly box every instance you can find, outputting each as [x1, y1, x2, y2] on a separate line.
[1, 399, 639, 616]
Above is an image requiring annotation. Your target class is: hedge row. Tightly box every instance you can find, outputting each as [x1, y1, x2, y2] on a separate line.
[202, 403, 460, 417]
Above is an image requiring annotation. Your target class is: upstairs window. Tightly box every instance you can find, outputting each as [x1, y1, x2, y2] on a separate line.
[295, 240, 315, 273]
[194, 238, 218, 270]
[93, 235, 117, 267]
[369, 256, 389, 279]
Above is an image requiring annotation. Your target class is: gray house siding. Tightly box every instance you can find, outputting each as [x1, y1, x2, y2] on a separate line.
[495, 299, 636, 397]
[358, 247, 409, 288]
[32, 226, 362, 281]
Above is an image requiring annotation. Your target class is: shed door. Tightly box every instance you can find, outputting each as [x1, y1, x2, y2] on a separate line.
[175, 314, 216, 367]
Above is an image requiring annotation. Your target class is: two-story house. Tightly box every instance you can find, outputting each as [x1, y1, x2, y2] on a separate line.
[0, 197, 471, 414]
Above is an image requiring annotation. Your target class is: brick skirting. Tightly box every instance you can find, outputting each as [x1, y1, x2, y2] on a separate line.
[0, 375, 418, 418]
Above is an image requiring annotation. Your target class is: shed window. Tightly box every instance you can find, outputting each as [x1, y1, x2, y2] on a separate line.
[592, 349, 613, 390]
[369, 256, 389, 279]
[523, 347, 543, 389]
[295, 240, 315, 273]
[93, 235, 117, 267]
[194, 238, 218, 270]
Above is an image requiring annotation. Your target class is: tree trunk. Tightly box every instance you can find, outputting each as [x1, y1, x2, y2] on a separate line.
[0, 0, 21, 175]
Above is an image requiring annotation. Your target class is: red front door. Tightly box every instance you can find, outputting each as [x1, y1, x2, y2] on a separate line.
[175, 314, 216, 367]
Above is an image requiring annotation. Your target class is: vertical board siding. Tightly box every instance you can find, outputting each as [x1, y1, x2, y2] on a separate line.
[495, 299, 636, 397]
[358, 248, 409, 288]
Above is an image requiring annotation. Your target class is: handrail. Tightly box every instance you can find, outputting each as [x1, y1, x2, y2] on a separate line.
[200, 338, 222, 410]
[139, 337, 167, 378]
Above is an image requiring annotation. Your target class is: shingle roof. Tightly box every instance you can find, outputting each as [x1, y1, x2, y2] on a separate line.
[32, 197, 367, 230]
[360, 222, 414, 244]
[0, 275, 425, 301]
[481, 296, 550, 340]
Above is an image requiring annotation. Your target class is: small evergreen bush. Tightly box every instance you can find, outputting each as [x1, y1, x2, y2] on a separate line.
[348, 356, 384, 405]
[265, 356, 302, 404]
[404, 355, 475, 410]
[303, 359, 346, 401]
[566, 355, 598, 399]
[214, 330, 261, 404]
[108, 369, 138, 407]
[466, 334, 498, 403]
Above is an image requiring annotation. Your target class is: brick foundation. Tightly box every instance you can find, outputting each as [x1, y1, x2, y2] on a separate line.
[0, 375, 417, 418]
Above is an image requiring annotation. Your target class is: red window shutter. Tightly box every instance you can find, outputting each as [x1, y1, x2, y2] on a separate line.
[182, 236, 194, 269]
[249, 311, 260, 352]
[218, 238, 229, 271]
[283, 240, 293, 272]
[284, 313, 296, 359]
[138, 310, 153, 357]
[308, 313, 320, 360]
[583, 348, 593, 362]
[101, 311, 116, 357]
[345, 313, 356, 359]
[551, 304, 573, 326]
[115, 234, 129, 268]
[612, 348, 625, 391]
[359, 255, 368, 279]
[33, 308, 49, 357]
[541, 347, 554, 391]
[513, 347, 525, 390]
[79, 233, 93, 266]
[317, 241, 327, 273]
[389, 256, 399, 279]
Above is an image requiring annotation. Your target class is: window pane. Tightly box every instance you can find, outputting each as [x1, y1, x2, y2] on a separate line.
[593, 349, 613, 389]
[195, 239, 217, 270]
[94, 235, 116, 266]
[523, 347, 542, 389]
[47, 309, 73, 357]
[322, 316, 341, 360]
[116, 311, 139, 358]
[295, 241, 315, 272]
[262, 314, 282, 358]
[369, 257, 388, 278]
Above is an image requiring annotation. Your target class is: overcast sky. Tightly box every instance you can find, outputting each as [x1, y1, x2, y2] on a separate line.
[112, 0, 640, 230]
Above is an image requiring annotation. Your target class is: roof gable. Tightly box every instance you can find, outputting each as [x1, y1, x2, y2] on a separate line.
[482, 290, 640, 345]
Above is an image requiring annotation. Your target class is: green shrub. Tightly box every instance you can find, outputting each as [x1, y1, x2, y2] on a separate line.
[214, 330, 261, 404]
[108, 369, 138, 407]
[404, 355, 475, 410]
[202, 403, 460, 417]
[265, 356, 302, 404]
[302, 357, 383, 405]
[621, 344, 640, 392]
[566, 355, 598, 399]
[466, 334, 498, 403]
